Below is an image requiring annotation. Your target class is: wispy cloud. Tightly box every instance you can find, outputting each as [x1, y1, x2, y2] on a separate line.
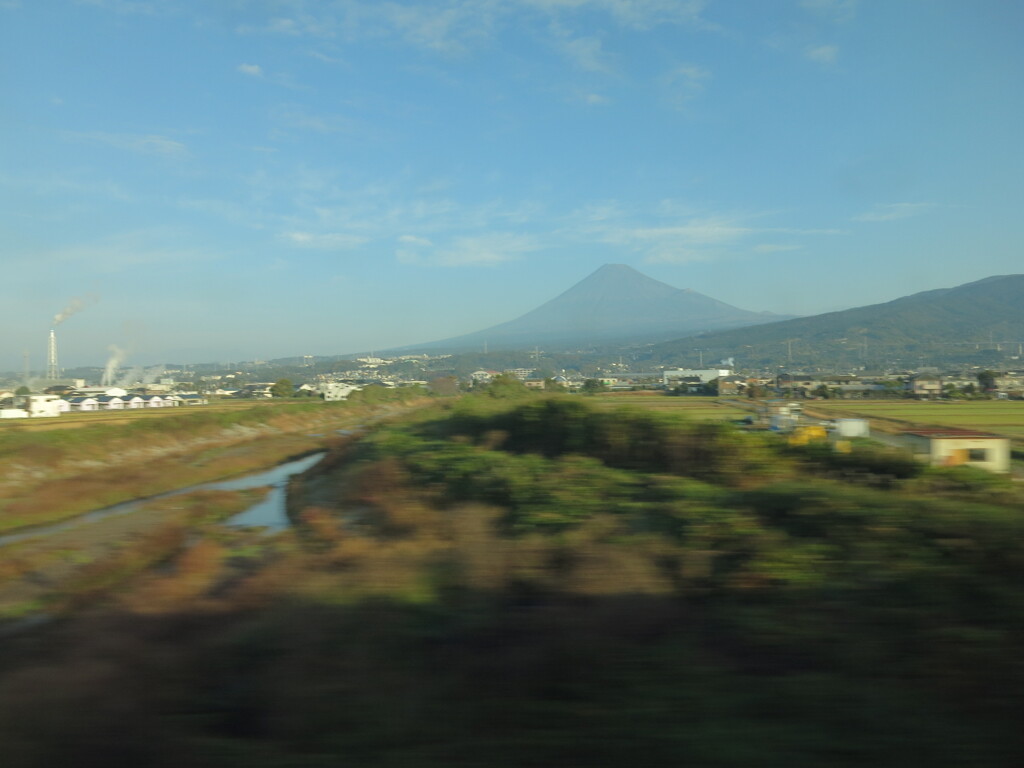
[398, 234, 434, 247]
[609, 219, 751, 246]
[853, 203, 935, 222]
[180, 197, 266, 228]
[236, 0, 714, 55]
[283, 231, 369, 249]
[398, 231, 540, 267]
[567, 203, 842, 264]
[0, 172, 130, 201]
[308, 50, 347, 65]
[643, 248, 718, 264]
[272, 106, 357, 134]
[557, 34, 614, 73]
[64, 131, 188, 157]
[18, 229, 216, 272]
[434, 233, 540, 266]
[663, 64, 710, 108]
[376, 2, 499, 55]
[805, 44, 839, 65]
[754, 243, 802, 253]
[800, 0, 858, 23]
[236, 62, 307, 89]
[74, 0, 160, 15]
[524, 0, 711, 30]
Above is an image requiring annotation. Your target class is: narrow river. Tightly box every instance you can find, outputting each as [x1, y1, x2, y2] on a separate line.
[0, 451, 327, 548]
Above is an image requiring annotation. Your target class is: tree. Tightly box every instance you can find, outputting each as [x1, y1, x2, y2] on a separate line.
[581, 379, 608, 395]
[485, 374, 530, 399]
[15, 385, 31, 396]
[429, 376, 459, 397]
[977, 370, 997, 392]
[271, 378, 294, 398]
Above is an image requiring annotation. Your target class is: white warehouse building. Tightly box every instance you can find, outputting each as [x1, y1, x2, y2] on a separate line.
[662, 368, 733, 387]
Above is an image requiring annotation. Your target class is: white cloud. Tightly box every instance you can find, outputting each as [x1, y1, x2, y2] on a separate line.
[74, 0, 159, 15]
[273, 106, 357, 134]
[266, 17, 300, 35]
[753, 244, 802, 253]
[558, 35, 614, 73]
[237, 63, 263, 76]
[434, 233, 540, 266]
[308, 50, 346, 65]
[524, 0, 710, 30]
[800, 0, 858, 23]
[805, 44, 839, 65]
[643, 248, 716, 264]
[65, 131, 188, 157]
[607, 218, 750, 247]
[853, 203, 935, 222]
[283, 231, 368, 249]
[376, 3, 498, 55]
[663, 64, 710, 108]
[398, 235, 433, 247]
[567, 203, 842, 263]
[0, 172, 130, 201]
[20, 230, 216, 272]
[180, 197, 265, 228]
[233, 0, 714, 56]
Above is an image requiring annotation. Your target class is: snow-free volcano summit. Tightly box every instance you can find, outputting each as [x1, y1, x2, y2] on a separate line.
[405, 264, 788, 351]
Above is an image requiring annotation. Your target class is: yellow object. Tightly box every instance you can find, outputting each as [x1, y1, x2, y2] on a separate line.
[835, 440, 852, 454]
[788, 425, 828, 446]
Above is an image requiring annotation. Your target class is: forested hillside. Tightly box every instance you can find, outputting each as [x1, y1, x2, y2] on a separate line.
[649, 273, 1024, 367]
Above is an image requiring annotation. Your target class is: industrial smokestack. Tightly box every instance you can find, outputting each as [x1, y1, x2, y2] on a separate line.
[47, 329, 58, 380]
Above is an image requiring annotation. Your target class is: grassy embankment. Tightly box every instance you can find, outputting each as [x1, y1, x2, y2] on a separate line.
[0, 390, 426, 534]
[1, 392, 1022, 765]
[0, 488, 268, 619]
[0, 389, 428, 619]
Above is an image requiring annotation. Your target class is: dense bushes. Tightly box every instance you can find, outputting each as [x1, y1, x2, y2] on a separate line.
[2, 395, 1023, 766]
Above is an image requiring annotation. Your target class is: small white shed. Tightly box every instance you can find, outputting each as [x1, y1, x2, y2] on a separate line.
[901, 428, 1011, 474]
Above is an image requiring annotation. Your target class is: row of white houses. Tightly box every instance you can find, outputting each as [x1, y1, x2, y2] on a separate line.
[62, 393, 206, 411]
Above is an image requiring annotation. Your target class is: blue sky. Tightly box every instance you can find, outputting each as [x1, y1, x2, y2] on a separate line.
[3, 0, 1022, 368]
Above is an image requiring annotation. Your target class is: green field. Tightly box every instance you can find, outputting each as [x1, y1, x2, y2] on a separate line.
[587, 392, 751, 420]
[802, 400, 1024, 441]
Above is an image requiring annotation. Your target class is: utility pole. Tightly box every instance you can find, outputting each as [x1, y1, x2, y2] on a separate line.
[784, 338, 797, 364]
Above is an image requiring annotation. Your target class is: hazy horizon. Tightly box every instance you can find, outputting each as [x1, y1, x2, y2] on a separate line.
[3, 1, 1022, 367]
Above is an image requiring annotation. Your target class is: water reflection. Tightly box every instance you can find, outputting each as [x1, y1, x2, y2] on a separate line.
[0, 452, 326, 547]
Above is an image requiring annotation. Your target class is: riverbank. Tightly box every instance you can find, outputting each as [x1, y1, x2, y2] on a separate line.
[0, 396, 425, 535]
[0, 394, 430, 620]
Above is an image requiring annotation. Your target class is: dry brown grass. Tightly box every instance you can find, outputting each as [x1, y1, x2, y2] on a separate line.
[120, 539, 227, 614]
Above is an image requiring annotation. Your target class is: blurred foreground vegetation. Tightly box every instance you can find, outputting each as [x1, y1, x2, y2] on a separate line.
[1, 394, 1023, 766]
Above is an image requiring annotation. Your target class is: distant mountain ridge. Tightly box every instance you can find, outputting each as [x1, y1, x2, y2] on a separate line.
[404, 264, 789, 351]
[649, 273, 1024, 364]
